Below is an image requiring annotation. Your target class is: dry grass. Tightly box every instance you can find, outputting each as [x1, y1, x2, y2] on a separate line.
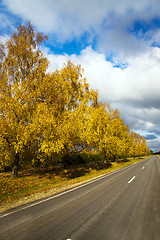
[0, 156, 150, 213]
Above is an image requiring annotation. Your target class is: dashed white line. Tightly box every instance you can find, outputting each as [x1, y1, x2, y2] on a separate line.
[128, 176, 136, 184]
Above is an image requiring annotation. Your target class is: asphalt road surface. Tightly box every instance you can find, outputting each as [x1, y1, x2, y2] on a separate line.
[0, 155, 160, 240]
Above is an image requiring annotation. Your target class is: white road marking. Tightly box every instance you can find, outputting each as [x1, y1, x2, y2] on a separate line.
[142, 167, 144, 169]
[128, 176, 136, 183]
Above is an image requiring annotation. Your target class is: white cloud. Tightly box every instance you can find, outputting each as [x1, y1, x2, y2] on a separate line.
[0, 34, 10, 44]
[43, 45, 160, 150]
[47, 46, 160, 105]
[0, 11, 11, 29]
[3, 0, 160, 47]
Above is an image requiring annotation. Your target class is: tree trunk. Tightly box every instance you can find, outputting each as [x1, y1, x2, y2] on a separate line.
[113, 154, 116, 162]
[11, 151, 20, 177]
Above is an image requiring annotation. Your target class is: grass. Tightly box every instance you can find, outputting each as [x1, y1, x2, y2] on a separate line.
[0, 156, 151, 213]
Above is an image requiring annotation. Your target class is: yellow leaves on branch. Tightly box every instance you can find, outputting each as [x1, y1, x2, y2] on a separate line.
[0, 22, 150, 170]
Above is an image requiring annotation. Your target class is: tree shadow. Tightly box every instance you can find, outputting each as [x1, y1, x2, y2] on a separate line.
[87, 162, 112, 170]
[61, 167, 90, 179]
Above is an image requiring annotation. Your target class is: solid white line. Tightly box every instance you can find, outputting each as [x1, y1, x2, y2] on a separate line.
[128, 176, 136, 183]
[0, 158, 149, 219]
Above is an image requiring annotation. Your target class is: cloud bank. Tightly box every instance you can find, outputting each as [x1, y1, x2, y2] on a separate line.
[2, 0, 160, 51]
[44, 46, 160, 151]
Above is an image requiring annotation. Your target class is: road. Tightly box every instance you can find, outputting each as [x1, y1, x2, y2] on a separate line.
[0, 155, 160, 240]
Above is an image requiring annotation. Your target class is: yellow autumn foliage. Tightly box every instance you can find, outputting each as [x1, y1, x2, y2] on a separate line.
[0, 22, 150, 174]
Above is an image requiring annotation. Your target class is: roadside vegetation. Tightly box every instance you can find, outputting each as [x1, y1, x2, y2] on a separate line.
[0, 155, 151, 212]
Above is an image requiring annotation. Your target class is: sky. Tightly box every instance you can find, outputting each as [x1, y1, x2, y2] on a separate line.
[0, 0, 160, 152]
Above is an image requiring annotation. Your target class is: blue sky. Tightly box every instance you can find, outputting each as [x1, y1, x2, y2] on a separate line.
[1, 0, 160, 152]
